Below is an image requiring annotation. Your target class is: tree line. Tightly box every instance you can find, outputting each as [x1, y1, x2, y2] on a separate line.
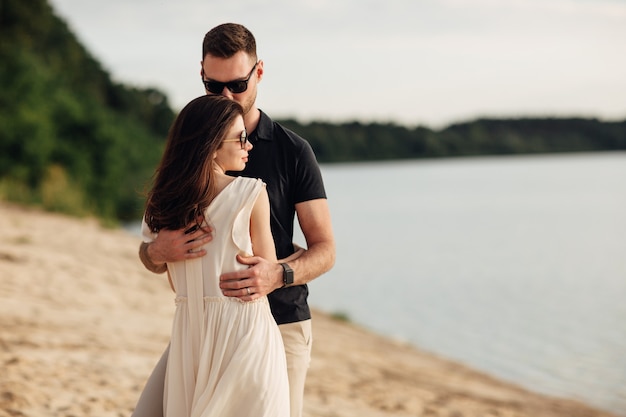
[1, 0, 624, 223]
[278, 117, 626, 163]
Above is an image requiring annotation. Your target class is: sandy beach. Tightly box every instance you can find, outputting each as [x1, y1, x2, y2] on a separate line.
[0, 201, 618, 417]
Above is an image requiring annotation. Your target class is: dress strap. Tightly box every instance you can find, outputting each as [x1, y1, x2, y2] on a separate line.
[231, 178, 264, 254]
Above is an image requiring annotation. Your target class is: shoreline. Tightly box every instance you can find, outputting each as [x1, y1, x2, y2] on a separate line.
[0, 201, 619, 417]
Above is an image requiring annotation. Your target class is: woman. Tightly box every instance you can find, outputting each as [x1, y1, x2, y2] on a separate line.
[141, 95, 289, 417]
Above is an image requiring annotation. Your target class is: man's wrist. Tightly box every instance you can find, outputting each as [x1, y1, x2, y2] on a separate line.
[279, 262, 294, 288]
[139, 242, 167, 274]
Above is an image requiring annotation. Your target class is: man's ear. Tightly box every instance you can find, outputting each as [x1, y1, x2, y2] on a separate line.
[255, 59, 264, 82]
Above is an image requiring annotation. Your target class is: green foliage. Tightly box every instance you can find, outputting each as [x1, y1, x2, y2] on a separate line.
[278, 117, 626, 163]
[39, 164, 88, 216]
[0, 0, 173, 222]
[330, 311, 351, 323]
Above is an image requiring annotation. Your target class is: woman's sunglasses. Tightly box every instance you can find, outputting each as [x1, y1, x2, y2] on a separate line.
[222, 129, 248, 149]
[202, 62, 258, 94]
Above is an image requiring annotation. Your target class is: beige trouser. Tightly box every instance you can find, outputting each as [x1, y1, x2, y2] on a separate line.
[279, 319, 313, 417]
[131, 319, 312, 417]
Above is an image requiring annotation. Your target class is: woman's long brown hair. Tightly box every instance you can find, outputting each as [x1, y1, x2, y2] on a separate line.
[144, 95, 244, 233]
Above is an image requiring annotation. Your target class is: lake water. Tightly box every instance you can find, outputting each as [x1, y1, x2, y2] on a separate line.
[303, 152, 626, 416]
[127, 152, 626, 415]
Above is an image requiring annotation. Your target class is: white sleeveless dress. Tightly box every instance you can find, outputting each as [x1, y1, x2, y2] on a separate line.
[142, 177, 289, 417]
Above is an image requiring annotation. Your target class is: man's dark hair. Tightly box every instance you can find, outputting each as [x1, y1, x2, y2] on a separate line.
[202, 23, 257, 60]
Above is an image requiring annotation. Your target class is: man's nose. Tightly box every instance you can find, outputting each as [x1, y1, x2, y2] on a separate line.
[220, 87, 234, 100]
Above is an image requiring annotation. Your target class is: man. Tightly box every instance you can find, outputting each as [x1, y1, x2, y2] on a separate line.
[133, 23, 335, 417]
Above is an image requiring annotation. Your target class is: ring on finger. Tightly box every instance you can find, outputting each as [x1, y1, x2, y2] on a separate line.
[246, 287, 251, 295]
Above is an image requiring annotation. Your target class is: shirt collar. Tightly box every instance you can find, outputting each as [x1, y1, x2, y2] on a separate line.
[250, 109, 274, 142]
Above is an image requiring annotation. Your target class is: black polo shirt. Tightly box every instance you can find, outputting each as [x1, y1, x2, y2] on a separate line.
[230, 110, 327, 325]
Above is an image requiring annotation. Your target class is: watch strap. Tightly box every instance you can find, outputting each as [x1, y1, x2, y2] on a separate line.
[280, 262, 294, 287]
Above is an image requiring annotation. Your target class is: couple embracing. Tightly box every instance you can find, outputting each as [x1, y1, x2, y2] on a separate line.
[132, 23, 335, 417]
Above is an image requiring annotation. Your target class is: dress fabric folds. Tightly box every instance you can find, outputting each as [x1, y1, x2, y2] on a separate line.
[144, 177, 289, 417]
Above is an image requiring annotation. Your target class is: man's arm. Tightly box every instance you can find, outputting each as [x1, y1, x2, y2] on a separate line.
[138, 224, 214, 273]
[139, 241, 167, 274]
[286, 198, 336, 285]
[219, 198, 335, 300]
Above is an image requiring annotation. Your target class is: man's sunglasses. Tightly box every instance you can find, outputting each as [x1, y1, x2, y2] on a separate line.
[202, 62, 258, 94]
[222, 129, 248, 149]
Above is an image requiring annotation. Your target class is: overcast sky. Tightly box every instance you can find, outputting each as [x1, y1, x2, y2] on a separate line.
[49, 0, 626, 128]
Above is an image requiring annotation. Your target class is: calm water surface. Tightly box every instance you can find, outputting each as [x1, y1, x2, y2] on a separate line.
[304, 152, 626, 415]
